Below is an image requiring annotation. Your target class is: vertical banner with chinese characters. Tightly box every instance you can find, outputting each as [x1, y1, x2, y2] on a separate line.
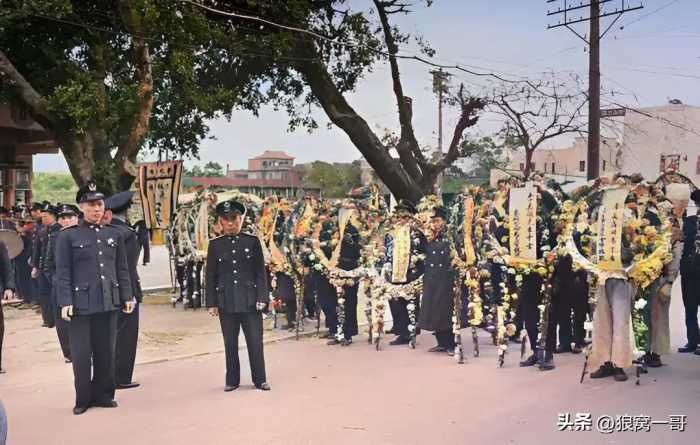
[596, 187, 629, 271]
[508, 182, 537, 263]
[463, 195, 477, 266]
[138, 161, 183, 230]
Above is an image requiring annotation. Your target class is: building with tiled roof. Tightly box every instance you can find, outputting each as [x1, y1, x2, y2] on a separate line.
[185, 150, 319, 198]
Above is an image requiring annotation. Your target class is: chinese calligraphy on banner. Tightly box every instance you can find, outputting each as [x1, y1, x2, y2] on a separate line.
[596, 187, 629, 271]
[509, 182, 537, 263]
[138, 161, 183, 230]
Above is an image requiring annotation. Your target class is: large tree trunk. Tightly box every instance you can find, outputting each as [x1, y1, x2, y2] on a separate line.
[295, 60, 424, 202]
[55, 126, 135, 194]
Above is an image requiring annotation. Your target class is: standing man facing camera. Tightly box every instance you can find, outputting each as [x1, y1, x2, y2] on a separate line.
[205, 200, 271, 392]
[55, 182, 134, 415]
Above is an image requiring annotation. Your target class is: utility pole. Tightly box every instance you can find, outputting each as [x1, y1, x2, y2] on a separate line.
[431, 68, 451, 152]
[546, 0, 643, 180]
[431, 69, 451, 195]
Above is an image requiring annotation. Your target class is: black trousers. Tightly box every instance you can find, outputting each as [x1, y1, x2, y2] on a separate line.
[303, 274, 316, 318]
[389, 297, 419, 339]
[680, 269, 700, 347]
[340, 284, 359, 339]
[0, 302, 4, 370]
[520, 274, 554, 355]
[116, 303, 140, 385]
[218, 311, 266, 387]
[38, 273, 55, 327]
[69, 311, 118, 409]
[435, 330, 455, 349]
[317, 275, 338, 334]
[571, 274, 589, 346]
[50, 277, 71, 360]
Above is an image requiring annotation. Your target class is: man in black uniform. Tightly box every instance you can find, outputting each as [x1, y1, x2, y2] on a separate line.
[679, 190, 700, 354]
[419, 207, 457, 354]
[55, 182, 134, 415]
[103, 191, 143, 389]
[49, 204, 81, 363]
[381, 200, 426, 346]
[32, 202, 60, 328]
[205, 200, 271, 392]
[0, 241, 16, 374]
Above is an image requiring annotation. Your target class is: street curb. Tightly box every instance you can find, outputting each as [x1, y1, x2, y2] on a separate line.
[137, 326, 328, 367]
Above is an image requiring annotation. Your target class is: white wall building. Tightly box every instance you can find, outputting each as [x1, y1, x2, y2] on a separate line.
[491, 101, 700, 187]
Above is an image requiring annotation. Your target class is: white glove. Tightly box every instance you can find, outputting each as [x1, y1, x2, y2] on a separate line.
[123, 299, 137, 314]
[61, 305, 74, 321]
[256, 302, 266, 311]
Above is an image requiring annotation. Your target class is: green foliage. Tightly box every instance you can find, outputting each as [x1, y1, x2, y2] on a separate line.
[32, 172, 78, 204]
[185, 161, 225, 177]
[297, 161, 362, 198]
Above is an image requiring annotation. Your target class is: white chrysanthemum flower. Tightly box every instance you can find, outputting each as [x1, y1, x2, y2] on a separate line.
[634, 298, 647, 310]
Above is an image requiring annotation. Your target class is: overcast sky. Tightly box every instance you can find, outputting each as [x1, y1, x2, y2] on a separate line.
[35, 0, 700, 172]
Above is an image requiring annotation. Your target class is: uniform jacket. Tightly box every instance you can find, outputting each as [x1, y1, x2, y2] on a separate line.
[111, 218, 144, 302]
[42, 223, 62, 275]
[205, 233, 269, 313]
[419, 231, 457, 331]
[0, 242, 15, 291]
[55, 221, 133, 314]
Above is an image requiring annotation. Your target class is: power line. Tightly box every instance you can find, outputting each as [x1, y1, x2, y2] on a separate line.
[619, 0, 681, 30]
[183, 0, 542, 85]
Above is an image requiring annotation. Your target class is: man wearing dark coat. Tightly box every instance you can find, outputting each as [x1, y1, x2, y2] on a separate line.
[205, 200, 271, 392]
[103, 191, 143, 390]
[326, 202, 362, 346]
[32, 202, 60, 328]
[15, 219, 37, 304]
[0, 241, 16, 374]
[679, 189, 700, 354]
[381, 199, 426, 346]
[55, 182, 135, 415]
[418, 207, 457, 354]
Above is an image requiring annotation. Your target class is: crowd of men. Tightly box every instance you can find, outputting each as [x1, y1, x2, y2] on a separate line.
[2, 172, 700, 417]
[0, 185, 148, 414]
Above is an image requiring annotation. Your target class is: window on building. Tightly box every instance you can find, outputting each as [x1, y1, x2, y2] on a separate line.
[660, 155, 665, 173]
[519, 163, 525, 171]
[543, 163, 548, 173]
[603, 160, 607, 171]
[697, 155, 700, 175]
[579, 160, 585, 172]
[551, 163, 556, 174]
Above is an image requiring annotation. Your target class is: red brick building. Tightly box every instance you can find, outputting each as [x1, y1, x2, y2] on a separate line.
[186, 150, 320, 198]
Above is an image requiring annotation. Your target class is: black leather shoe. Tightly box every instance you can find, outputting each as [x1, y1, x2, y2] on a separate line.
[64, 358, 72, 364]
[73, 406, 88, 415]
[340, 338, 352, 347]
[428, 346, 446, 353]
[91, 400, 118, 408]
[571, 345, 583, 354]
[255, 382, 271, 391]
[554, 345, 572, 354]
[446, 348, 455, 356]
[590, 362, 615, 379]
[224, 385, 239, 392]
[116, 382, 140, 390]
[644, 353, 662, 368]
[389, 337, 410, 346]
[326, 338, 340, 345]
[678, 344, 697, 353]
[613, 367, 628, 382]
[539, 358, 556, 371]
[519, 354, 538, 367]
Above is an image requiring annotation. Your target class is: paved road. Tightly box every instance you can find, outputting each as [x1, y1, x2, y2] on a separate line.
[1, 284, 699, 445]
